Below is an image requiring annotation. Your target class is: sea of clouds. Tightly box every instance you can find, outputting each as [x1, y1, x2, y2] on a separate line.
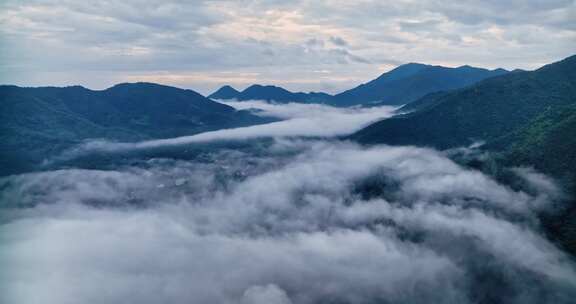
[1, 101, 575, 304]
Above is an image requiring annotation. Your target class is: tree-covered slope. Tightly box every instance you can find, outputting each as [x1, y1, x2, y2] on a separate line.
[350, 54, 576, 256]
[0, 82, 270, 175]
[494, 104, 576, 255]
[491, 104, 576, 192]
[350, 55, 576, 149]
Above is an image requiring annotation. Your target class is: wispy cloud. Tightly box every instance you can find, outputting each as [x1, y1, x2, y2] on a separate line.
[54, 101, 396, 159]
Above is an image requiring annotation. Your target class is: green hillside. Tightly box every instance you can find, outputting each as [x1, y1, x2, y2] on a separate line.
[351, 55, 576, 149]
[0, 83, 270, 176]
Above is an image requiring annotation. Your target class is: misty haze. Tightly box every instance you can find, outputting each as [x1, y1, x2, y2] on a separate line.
[1, 1, 575, 304]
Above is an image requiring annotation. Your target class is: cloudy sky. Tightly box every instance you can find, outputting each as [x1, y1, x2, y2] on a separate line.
[0, 0, 574, 94]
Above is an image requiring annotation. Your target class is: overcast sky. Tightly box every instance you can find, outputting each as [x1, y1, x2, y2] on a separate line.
[0, 0, 574, 95]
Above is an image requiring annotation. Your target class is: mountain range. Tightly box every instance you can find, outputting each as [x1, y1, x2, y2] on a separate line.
[210, 63, 509, 106]
[350, 55, 576, 178]
[0, 82, 271, 175]
[209, 84, 333, 104]
[350, 55, 575, 154]
[331, 63, 509, 106]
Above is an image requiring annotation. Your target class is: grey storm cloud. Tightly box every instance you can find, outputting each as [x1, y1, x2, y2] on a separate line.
[428, 0, 575, 27]
[0, 0, 574, 93]
[329, 36, 348, 46]
[305, 38, 324, 47]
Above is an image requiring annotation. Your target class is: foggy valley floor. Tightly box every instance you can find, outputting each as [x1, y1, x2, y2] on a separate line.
[1, 101, 575, 304]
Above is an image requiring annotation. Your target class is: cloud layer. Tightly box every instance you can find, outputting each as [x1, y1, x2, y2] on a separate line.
[1, 0, 574, 93]
[1, 139, 575, 304]
[53, 100, 396, 159]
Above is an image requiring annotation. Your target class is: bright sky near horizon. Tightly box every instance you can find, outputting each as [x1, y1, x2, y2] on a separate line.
[0, 0, 574, 94]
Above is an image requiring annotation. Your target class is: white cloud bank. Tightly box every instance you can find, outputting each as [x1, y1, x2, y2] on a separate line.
[55, 101, 396, 159]
[1, 139, 575, 304]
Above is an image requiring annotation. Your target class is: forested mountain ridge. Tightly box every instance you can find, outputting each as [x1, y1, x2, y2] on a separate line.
[351, 55, 576, 149]
[331, 63, 508, 106]
[0, 82, 270, 175]
[349, 54, 576, 254]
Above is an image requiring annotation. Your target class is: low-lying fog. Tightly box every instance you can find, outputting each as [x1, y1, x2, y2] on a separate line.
[61, 100, 396, 155]
[1, 101, 575, 304]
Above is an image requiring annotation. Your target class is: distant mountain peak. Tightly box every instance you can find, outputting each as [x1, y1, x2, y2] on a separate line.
[243, 84, 290, 92]
[243, 84, 291, 92]
[107, 82, 176, 91]
[110, 82, 154, 88]
[332, 62, 510, 106]
[456, 64, 476, 70]
[401, 62, 431, 67]
[65, 85, 90, 90]
[370, 62, 431, 83]
[389, 62, 431, 72]
[493, 68, 509, 73]
[207, 83, 333, 104]
[208, 85, 240, 100]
